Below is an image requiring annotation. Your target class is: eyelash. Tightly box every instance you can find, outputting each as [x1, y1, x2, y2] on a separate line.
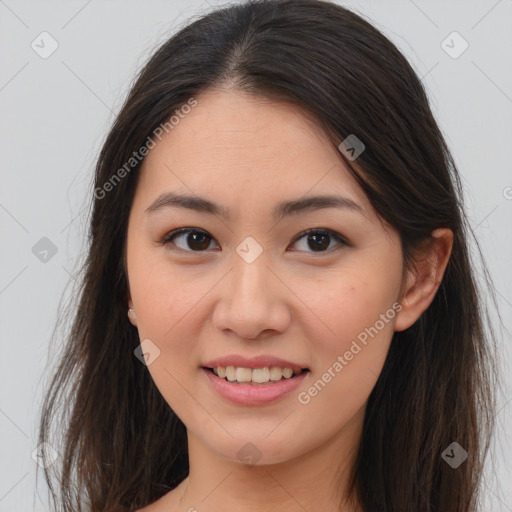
[159, 227, 349, 255]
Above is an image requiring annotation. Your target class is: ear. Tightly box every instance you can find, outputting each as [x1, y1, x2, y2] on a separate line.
[394, 228, 453, 332]
[127, 291, 138, 327]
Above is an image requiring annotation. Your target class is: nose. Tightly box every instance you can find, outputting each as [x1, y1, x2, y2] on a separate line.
[211, 251, 291, 340]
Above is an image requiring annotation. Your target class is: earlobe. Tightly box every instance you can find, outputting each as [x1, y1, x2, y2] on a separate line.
[394, 228, 453, 332]
[127, 297, 138, 327]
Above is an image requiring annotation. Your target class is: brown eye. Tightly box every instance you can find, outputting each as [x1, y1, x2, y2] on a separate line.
[161, 228, 218, 252]
[289, 229, 348, 253]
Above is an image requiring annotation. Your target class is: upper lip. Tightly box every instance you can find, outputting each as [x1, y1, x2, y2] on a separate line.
[202, 355, 309, 373]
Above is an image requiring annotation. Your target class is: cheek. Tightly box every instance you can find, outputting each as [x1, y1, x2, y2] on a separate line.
[127, 253, 207, 415]
[296, 256, 401, 374]
[127, 250, 182, 361]
[128, 246, 198, 334]
[127, 250, 224, 384]
[293, 277, 398, 436]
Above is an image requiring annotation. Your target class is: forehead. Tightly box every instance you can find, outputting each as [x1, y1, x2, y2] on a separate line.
[136, 88, 373, 220]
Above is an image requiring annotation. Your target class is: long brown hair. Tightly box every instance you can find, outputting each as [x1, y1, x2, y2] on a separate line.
[37, 1, 501, 510]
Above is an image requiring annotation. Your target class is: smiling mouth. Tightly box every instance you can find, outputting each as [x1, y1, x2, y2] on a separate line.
[203, 366, 310, 385]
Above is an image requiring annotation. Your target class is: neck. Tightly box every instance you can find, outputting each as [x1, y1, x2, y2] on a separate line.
[176, 407, 365, 512]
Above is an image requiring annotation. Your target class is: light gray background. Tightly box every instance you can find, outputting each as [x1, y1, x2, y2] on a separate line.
[0, 1, 511, 510]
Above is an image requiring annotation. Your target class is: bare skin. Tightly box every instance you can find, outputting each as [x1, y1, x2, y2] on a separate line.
[127, 87, 453, 512]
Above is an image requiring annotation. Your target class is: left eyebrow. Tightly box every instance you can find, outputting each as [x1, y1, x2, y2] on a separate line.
[145, 192, 366, 220]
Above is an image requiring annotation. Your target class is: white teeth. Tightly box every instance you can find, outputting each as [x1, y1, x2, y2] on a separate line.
[252, 367, 270, 383]
[235, 367, 252, 382]
[282, 368, 293, 378]
[269, 366, 283, 381]
[212, 365, 303, 384]
[225, 366, 236, 381]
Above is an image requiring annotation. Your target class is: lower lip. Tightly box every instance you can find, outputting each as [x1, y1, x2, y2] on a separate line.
[201, 367, 310, 406]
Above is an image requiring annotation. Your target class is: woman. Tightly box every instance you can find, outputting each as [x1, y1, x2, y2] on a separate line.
[37, 0, 499, 510]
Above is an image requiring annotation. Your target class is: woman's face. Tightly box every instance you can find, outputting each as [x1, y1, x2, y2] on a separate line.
[126, 88, 407, 466]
